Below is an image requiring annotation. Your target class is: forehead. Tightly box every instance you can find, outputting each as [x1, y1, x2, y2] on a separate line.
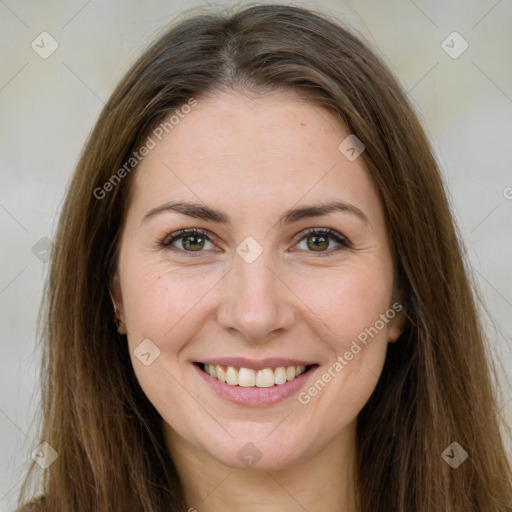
[129, 90, 381, 225]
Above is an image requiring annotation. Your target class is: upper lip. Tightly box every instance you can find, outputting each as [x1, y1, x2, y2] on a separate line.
[197, 357, 316, 370]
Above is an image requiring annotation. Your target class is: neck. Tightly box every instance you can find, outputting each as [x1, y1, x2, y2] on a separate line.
[163, 421, 358, 512]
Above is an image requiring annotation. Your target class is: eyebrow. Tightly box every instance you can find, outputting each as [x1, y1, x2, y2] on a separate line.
[142, 200, 370, 226]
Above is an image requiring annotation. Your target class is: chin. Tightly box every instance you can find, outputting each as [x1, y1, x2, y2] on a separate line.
[204, 437, 308, 472]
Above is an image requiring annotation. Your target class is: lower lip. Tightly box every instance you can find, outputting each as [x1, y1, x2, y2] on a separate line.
[194, 364, 318, 407]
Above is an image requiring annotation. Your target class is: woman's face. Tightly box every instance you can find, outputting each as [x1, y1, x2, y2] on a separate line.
[113, 90, 403, 470]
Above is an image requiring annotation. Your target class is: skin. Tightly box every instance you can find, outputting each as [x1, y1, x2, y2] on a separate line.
[112, 89, 404, 511]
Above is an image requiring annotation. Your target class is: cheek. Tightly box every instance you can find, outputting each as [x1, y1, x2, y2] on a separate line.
[120, 260, 222, 417]
[291, 262, 395, 431]
[120, 261, 210, 437]
[121, 257, 221, 341]
[294, 259, 395, 351]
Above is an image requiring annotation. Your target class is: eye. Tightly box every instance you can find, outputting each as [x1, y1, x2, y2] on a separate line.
[160, 227, 351, 257]
[293, 228, 351, 255]
[160, 228, 215, 254]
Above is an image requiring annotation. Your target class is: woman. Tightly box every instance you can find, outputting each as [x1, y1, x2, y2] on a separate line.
[16, 4, 512, 511]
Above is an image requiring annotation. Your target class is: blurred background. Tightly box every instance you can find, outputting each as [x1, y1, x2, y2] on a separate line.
[1, 0, 511, 509]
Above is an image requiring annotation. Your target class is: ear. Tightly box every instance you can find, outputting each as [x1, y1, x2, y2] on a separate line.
[386, 277, 406, 343]
[387, 286, 406, 343]
[110, 272, 127, 335]
[387, 303, 405, 343]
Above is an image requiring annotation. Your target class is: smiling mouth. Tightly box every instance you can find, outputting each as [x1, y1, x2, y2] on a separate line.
[196, 363, 317, 388]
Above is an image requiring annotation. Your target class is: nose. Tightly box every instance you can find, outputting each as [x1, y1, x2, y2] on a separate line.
[216, 249, 295, 342]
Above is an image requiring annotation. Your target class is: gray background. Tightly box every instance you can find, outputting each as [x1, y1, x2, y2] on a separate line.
[1, 0, 511, 509]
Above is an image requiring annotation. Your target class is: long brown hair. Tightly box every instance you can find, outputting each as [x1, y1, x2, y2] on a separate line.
[17, 4, 512, 511]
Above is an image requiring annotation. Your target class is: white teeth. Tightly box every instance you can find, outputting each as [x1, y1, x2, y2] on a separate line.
[238, 368, 256, 387]
[226, 366, 238, 386]
[255, 368, 275, 388]
[203, 364, 309, 387]
[215, 365, 226, 383]
[274, 367, 287, 385]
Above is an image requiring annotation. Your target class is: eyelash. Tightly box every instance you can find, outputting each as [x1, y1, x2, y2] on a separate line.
[159, 227, 352, 257]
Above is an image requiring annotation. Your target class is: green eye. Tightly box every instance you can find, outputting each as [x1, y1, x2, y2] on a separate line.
[178, 234, 207, 251]
[161, 228, 214, 252]
[294, 228, 351, 254]
[305, 233, 330, 251]
[161, 227, 351, 256]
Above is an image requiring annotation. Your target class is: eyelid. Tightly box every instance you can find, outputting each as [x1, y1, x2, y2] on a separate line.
[159, 228, 218, 256]
[159, 226, 352, 254]
[292, 227, 352, 248]
[160, 227, 216, 247]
